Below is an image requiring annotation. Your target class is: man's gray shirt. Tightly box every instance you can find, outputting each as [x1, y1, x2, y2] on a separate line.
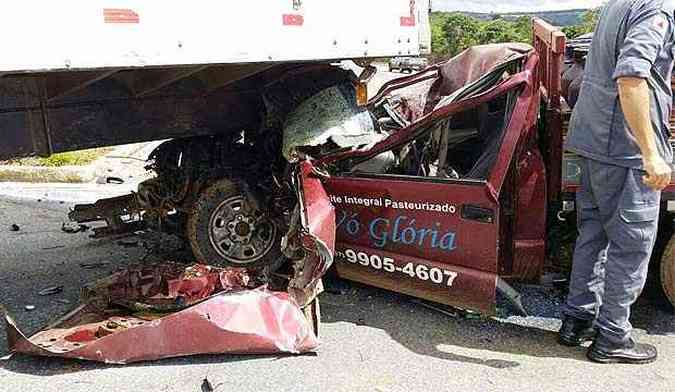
[565, 0, 675, 168]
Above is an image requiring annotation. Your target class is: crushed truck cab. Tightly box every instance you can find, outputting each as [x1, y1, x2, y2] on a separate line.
[311, 44, 544, 315]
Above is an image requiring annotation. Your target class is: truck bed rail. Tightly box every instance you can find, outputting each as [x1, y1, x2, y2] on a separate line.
[533, 18, 566, 202]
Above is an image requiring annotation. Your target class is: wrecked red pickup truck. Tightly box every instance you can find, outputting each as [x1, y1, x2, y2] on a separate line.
[58, 41, 545, 318]
[2, 17, 674, 363]
[63, 19, 675, 317]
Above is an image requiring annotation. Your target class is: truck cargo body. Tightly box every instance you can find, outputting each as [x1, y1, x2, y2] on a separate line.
[0, 0, 431, 159]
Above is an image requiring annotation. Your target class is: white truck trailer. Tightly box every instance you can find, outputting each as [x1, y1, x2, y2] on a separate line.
[0, 0, 431, 272]
[1, 0, 430, 158]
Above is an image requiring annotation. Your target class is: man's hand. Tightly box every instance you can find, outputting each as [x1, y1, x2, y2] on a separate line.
[617, 77, 670, 190]
[643, 154, 672, 190]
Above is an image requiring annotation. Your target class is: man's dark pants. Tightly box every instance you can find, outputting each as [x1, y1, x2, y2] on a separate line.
[563, 157, 661, 345]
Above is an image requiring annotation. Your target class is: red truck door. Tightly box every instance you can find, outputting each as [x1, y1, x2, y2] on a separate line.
[314, 52, 541, 315]
[323, 175, 501, 314]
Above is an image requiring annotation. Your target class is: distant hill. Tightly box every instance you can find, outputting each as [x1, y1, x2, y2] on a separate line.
[463, 9, 586, 26]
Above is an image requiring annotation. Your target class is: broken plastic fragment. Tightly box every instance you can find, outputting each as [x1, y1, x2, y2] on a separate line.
[38, 286, 64, 296]
[61, 222, 89, 234]
[79, 262, 110, 269]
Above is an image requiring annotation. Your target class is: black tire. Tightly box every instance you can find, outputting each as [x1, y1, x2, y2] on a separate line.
[659, 233, 675, 311]
[187, 179, 283, 270]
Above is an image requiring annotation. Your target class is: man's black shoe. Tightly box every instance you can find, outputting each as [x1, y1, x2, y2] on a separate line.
[587, 336, 658, 364]
[558, 316, 596, 347]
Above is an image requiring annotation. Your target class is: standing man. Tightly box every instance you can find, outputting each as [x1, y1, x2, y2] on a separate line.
[560, 0, 675, 364]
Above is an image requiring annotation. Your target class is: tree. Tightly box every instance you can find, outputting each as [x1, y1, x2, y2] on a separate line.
[478, 19, 522, 45]
[561, 25, 586, 40]
[512, 16, 533, 43]
[441, 13, 481, 57]
[581, 7, 601, 30]
[561, 7, 601, 39]
[429, 9, 598, 60]
[430, 12, 451, 60]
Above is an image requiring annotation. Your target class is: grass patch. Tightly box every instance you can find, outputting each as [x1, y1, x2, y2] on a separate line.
[1, 148, 111, 167]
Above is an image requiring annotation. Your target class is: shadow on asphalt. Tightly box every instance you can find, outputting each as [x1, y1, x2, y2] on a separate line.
[319, 279, 674, 370]
[631, 285, 675, 337]
[319, 281, 585, 369]
[0, 351, 316, 376]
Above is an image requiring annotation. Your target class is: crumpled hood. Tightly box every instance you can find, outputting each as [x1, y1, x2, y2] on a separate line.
[282, 83, 381, 160]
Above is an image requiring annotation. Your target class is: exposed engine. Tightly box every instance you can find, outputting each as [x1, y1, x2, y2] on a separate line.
[69, 65, 361, 272]
[68, 47, 524, 273]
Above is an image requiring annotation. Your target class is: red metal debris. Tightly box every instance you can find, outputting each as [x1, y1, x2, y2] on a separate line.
[5, 264, 319, 364]
[80, 263, 252, 310]
[287, 161, 336, 307]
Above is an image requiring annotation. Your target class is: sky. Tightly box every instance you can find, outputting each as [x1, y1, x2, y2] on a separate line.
[432, 0, 605, 13]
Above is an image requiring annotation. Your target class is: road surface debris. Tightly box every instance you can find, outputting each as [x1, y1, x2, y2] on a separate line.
[38, 286, 64, 296]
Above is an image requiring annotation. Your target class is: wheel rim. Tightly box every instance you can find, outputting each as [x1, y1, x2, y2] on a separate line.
[208, 195, 277, 264]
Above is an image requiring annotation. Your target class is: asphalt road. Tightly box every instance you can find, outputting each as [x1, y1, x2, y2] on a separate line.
[0, 67, 673, 391]
[0, 190, 673, 392]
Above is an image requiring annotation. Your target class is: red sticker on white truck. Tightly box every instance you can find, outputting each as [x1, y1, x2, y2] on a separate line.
[282, 14, 304, 26]
[283, 0, 304, 26]
[103, 8, 140, 24]
[400, 0, 416, 27]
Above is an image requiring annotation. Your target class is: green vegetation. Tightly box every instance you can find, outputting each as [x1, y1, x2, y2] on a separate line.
[431, 12, 531, 61]
[561, 8, 601, 39]
[2, 148, 111, 167]
[430, 8, 602, 61]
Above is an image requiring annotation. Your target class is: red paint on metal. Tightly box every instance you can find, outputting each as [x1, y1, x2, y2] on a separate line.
[325, 175, 500, 313]
[7, 290, 318, 364]
[64, 329, 97, 343]
[400, 16, 416, 27]
[313, 47, 541, 314]
[85, 263, 251, 308]
[298, 162, 336, 254]
[337, 245, 498, 314]
[283, 14, 304, 26]
[512, 147, 547, 281]
[533, 18, 566, 202]
[325, 176, 499, 273]
[368, 68, 440, 106]
[103, 8, 140, 24]
[288, 161, 336, 306]
[487, 55, 540, 199]
[6, 265, 318, 364]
